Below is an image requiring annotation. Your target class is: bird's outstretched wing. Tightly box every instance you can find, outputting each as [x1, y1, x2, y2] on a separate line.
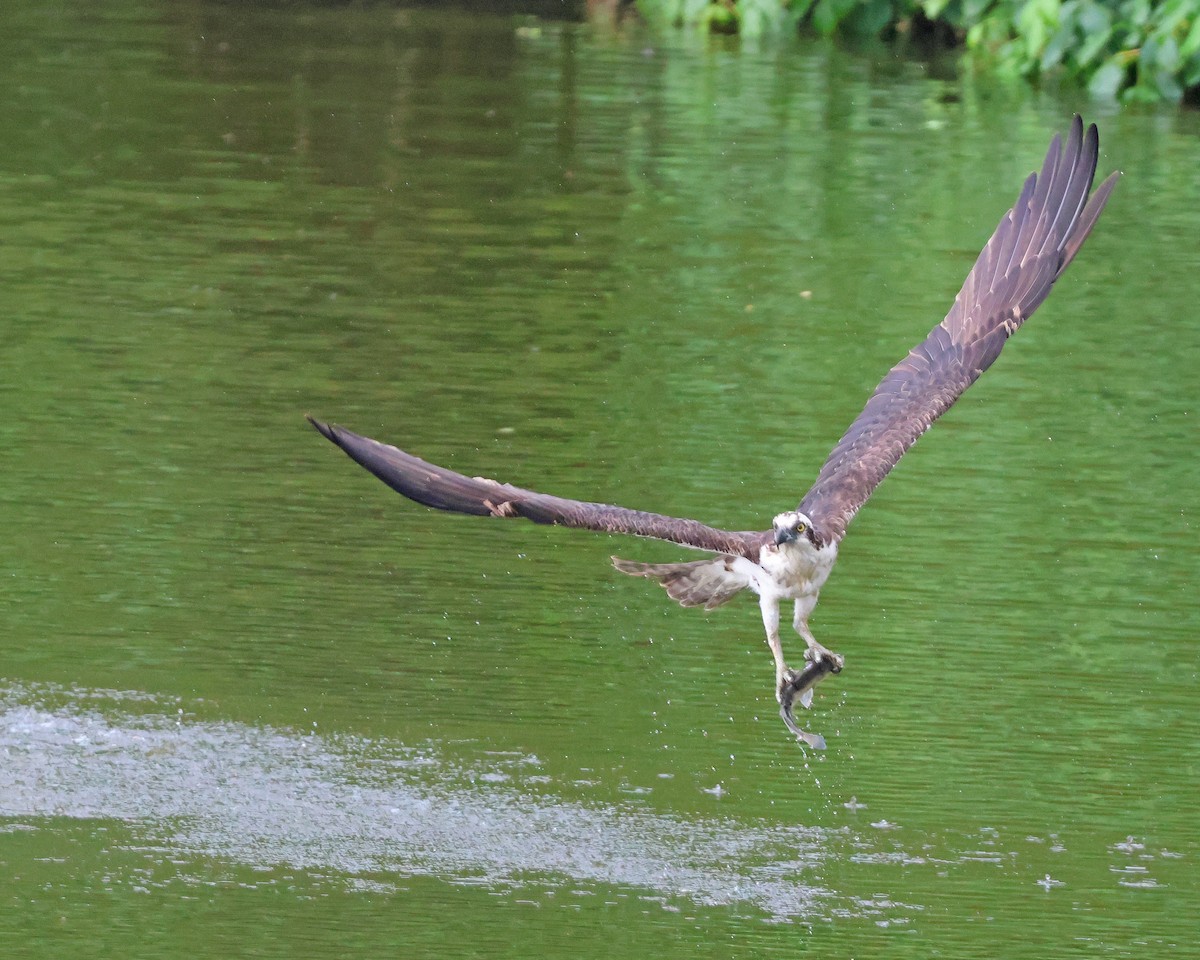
[798, 116, 1119, 545]
[307, 417, 771, 559]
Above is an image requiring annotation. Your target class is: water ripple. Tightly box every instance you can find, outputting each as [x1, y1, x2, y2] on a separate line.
[0, 682, 911, 921]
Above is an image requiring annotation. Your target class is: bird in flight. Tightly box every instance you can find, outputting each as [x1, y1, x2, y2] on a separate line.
[309, 117, 1117, 747]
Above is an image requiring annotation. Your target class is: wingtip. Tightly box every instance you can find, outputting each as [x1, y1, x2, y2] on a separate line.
[305, 414, 337, 443]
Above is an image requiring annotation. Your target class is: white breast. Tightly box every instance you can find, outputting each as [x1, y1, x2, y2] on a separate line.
[757, 539, 838, 600]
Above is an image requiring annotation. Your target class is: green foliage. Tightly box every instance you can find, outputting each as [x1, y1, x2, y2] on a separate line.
[965, 0, 1200, 102]
[635, 0, 1200, 102]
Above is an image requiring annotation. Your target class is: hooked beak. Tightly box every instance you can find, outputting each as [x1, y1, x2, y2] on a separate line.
[773, 528, 796, 547]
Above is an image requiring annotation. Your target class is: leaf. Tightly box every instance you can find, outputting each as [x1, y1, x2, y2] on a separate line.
[1180, 13, 1200, 60]
[811, 0, 858, 33]
[1088, 56, 1127, 97]
[963, 0, 993, 22]
[1126, 0, 1152, 29]
[1075, 22, 1114, 67]
[845, 0, 896, 35]
[1184, 51, 1200, 87]
[1150, 0, 1192, 36]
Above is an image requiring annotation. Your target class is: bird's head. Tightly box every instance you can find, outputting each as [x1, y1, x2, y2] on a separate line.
[772, 511, 816, 548]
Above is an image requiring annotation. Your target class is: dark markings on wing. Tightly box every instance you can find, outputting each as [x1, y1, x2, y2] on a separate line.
[307, 416, 771, 560]
[798, 116, 1119, 545]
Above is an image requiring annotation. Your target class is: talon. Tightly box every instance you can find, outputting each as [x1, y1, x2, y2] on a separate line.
[776, 667, 804, 704]
[804, 645, 845, 674]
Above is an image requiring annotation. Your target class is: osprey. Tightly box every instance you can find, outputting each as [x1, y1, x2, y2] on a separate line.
[309, 117, 1117, 745]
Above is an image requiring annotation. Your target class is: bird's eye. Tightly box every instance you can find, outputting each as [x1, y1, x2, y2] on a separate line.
[795, 522, 807, 533]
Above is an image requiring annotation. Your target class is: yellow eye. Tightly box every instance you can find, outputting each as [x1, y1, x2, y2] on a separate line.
[795, 522, 807, 533]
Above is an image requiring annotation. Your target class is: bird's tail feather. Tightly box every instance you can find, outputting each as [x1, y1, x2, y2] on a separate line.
[611, 556, 749, 610]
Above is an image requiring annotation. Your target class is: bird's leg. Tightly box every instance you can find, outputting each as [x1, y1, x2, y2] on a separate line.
[793, 603, 844, 673]
[766, 597, 835, 748]
[757, 596, 792, 703]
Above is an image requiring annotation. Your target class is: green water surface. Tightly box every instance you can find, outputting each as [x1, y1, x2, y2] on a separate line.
[1, 2, 1198, 958]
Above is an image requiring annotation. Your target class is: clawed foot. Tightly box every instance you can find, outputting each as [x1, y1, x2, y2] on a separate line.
[776, 666, 807, 705]
[804, 642, 844, 673]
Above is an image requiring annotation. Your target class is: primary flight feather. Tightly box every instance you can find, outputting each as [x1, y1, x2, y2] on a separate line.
[309, 117, 1118, 746]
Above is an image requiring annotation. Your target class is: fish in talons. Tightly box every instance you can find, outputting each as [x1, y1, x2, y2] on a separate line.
[778, 655, 841, 750]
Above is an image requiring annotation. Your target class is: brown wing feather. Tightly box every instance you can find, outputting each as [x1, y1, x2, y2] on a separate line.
[798, 116, 1119, 545]
[308, 417, 770, 560]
